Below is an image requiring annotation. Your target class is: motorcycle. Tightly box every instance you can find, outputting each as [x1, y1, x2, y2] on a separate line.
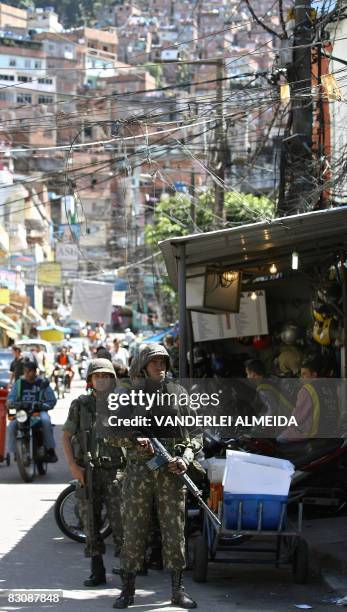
[78, 356, 89, 381]
[53, 366, 70, 399]
[8, 401, 48, 483]
[54, 480, 111, 543]
[237, 436, 347, 514]
[212, 432, 347, 515]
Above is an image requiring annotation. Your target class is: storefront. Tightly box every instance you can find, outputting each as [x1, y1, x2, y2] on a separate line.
[159, 207, 347, 381]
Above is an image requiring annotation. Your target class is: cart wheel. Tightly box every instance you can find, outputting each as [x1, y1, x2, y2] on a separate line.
[6, 452, 10, 466]
[193, 535, 208, 583]
[292, 538, 309, 584]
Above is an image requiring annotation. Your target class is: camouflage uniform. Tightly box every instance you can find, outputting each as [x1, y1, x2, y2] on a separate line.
[63, 393, 125, 557]
[114, 381, 202, 572]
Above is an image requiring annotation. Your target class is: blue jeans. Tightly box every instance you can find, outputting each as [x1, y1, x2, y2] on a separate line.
[7, 411, 55, 454]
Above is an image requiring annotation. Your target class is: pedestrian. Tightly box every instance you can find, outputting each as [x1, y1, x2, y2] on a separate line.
[9, 345, 24, 387]
[62, 358, 125, 587]
[111, 338, 129, 368]
[7, 357, 58, 462]
[113, 343, 201, 609]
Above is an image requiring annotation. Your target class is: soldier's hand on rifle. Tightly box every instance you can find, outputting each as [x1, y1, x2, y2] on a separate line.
[70, 462, 85, 485]
[136, 437, 154, 454]
[168, 457, 187, 475]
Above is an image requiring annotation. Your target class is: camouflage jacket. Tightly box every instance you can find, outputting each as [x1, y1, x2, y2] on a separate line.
[109, 379, 203, 466]
[63, 393, 125, 468]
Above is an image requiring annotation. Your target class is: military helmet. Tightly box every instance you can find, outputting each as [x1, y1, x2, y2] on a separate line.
[138, 343, 171, 373]
[86, 358, 116, 382]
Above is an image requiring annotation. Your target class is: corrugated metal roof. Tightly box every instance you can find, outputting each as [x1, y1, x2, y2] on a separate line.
[159, 207, 347, 288]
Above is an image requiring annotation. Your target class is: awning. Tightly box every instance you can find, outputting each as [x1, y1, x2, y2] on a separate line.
[159, 207, 347, 289]
[144, 324, 179, 343]
[0, 310, 21, 337]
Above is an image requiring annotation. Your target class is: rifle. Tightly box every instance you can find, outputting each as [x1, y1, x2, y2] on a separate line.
[76, 412, 98, 555]
[146, 436, 221, 530]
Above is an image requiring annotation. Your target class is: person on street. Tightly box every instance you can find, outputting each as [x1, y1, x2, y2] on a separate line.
[112, 343, 201, 610]
[245, 359, 294, 420]
[279, 357, 338, 440]
[62, 358, 125, 587]
[9, 345, 24, 386]
[111, 338, 129, 368]
[7, 358, 58, 462]
[53, 346, 74, 389]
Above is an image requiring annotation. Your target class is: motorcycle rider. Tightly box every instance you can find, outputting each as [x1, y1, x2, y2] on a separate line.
[53, 346, 74, 390]
[62, 358, 125, 587]
[7, 358, 58, 462]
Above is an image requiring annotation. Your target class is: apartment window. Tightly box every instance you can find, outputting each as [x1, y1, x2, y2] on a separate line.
[49, 43, 55, 51]
[9, 58, 16, 67]
[18, 76, 32, 82]
[38, 96, 53, 104]
[17, 94, 32, 104]
[84, 126, 92, 138]
[103, 45, 108, 51]
[25, 60, 31, 68]
[38, 78, 53, 84]
[0, 74, 14, 81]
[34, 61, 42, 69]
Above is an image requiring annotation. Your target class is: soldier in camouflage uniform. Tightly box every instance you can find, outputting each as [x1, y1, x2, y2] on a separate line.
[62, 358, 125, 587]
[113, 344, 201, 610]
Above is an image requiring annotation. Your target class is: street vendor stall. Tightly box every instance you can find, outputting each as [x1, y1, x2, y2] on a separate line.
[159, 206, 347, 583]
[159, 207, 347, 379]
[37, 324, 71, 344]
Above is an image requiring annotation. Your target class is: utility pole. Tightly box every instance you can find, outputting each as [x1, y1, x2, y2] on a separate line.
[154, 58, 227, 223]
[278, 0, 314, 216]
[214, 58, 226, 222]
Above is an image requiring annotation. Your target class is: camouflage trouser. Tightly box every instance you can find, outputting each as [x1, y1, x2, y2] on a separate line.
[120, 461, 186, 572]
[76, 467, 124, 558]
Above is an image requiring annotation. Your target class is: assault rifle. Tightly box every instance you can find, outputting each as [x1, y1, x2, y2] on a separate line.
[74, 425, 98, 553]
[145, 436, 221, 530]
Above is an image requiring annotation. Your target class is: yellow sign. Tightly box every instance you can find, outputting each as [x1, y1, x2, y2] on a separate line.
[37, 263, 62, 286]
[0, 287, 10, 304]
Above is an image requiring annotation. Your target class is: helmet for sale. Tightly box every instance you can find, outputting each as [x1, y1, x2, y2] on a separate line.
[280, 323, 300, 345]
[138, 343, 171, 373]
[252, 335, 271, 351]
[86, 358, 116, 382]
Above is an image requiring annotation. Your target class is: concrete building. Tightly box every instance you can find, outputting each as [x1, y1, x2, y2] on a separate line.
[0, 3, 27, 30]
[27, 7, 63, 34]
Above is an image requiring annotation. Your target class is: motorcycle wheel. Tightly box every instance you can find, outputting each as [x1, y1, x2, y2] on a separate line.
[15, 436, 35, 483]
[54, 483, 112, 543]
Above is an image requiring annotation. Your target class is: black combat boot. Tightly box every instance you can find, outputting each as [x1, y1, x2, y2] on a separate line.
[83, 555, 106, 587]
[112, 571, 136, 609]
[171, 571, 197, 609]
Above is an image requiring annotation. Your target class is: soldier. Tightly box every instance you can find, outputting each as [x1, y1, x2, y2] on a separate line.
[62, 358, 125, 586]
[113, 344, 201, 609]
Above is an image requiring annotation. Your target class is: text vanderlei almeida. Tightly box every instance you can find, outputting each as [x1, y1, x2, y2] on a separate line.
[105, 390, 298, 428]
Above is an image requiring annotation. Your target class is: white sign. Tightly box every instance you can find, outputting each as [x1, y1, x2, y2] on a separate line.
[112, 291, 126, 307]
[56, 243, 79, 271]
[71, 280, 113, 324]
[191, 291, 268, 342]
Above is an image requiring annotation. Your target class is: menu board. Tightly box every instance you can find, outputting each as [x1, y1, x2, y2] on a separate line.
[191, 291, 268, 342]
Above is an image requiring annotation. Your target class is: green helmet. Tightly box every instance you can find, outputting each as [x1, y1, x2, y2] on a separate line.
[86, 358, 116, 382]
[138, 343, 171, 373]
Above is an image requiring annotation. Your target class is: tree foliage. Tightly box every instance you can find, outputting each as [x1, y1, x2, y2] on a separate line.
[145, 190, 275, 319]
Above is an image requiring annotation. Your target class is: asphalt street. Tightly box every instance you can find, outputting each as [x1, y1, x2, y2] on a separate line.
[0, 380, 335, 611]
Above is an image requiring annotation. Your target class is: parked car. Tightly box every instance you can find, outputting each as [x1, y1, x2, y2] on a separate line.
[0, 349, 12, 389]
